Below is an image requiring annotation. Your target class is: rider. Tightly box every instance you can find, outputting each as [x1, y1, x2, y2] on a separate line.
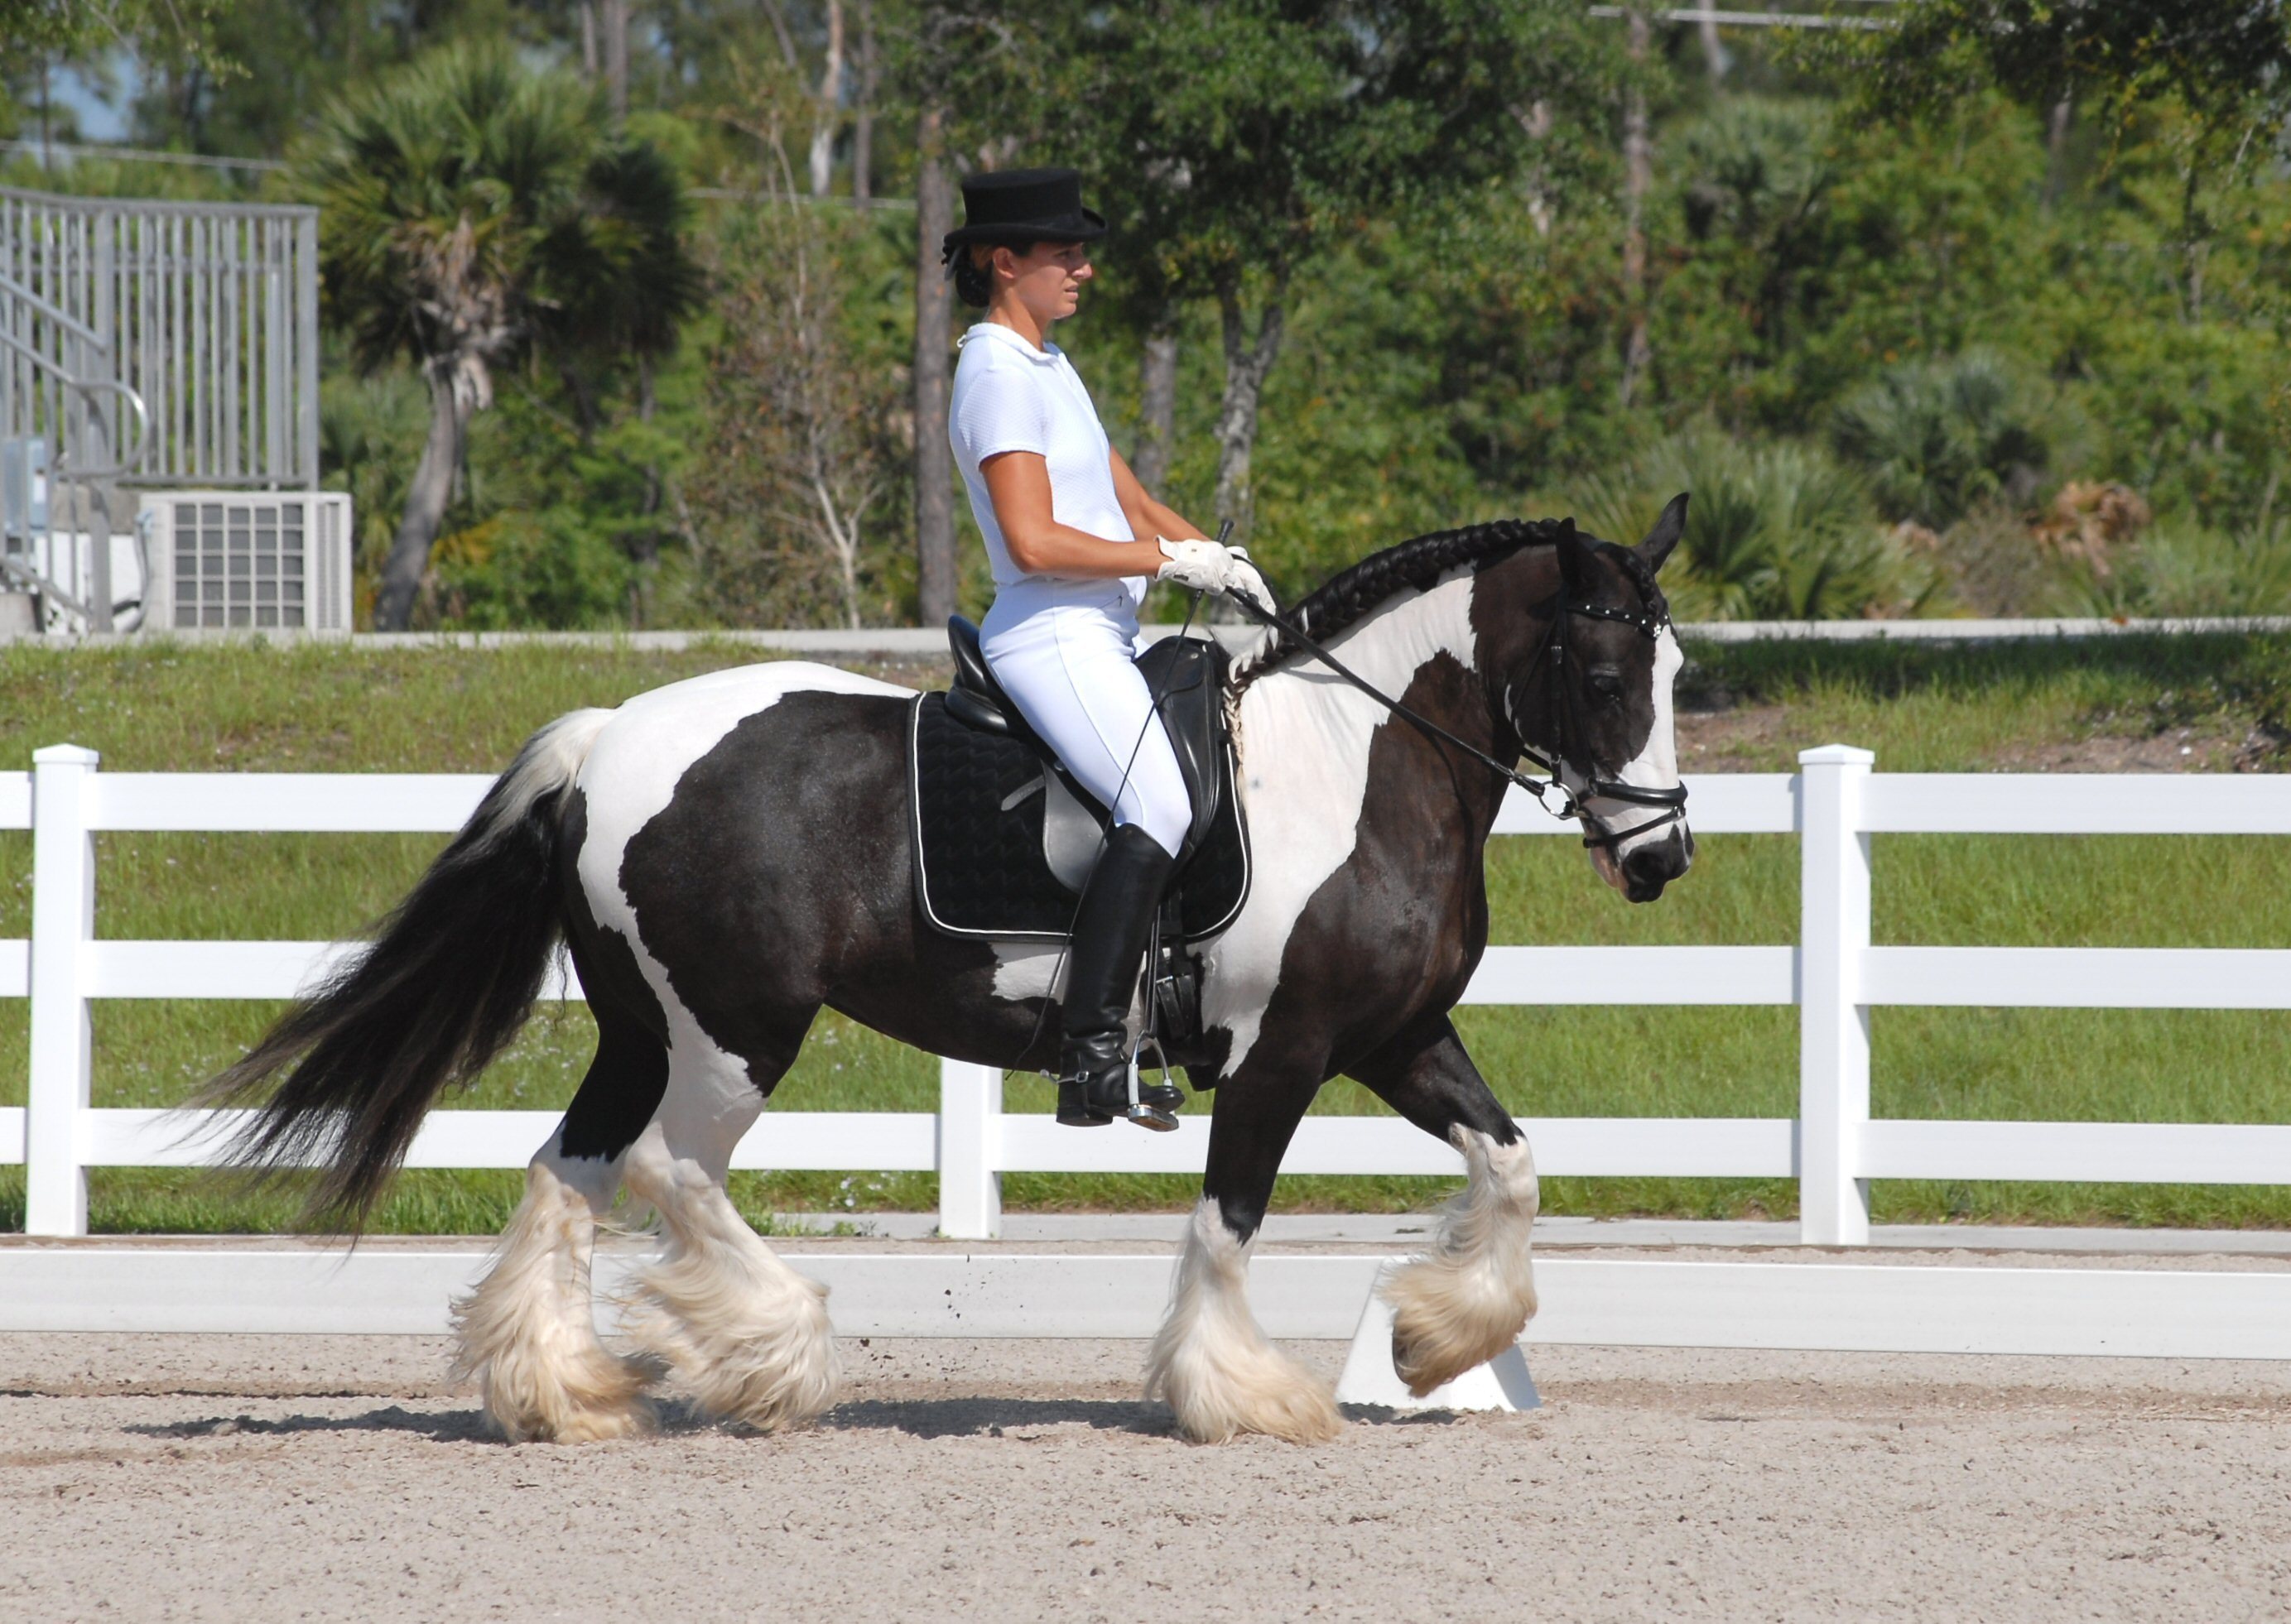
[941, 166, 1272, 1128]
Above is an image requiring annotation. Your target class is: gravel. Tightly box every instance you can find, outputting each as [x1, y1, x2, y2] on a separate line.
[6, 1332, 2289, 1622]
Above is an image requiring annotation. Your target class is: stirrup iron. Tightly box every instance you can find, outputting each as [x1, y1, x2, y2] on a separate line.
[1124, 1040, 1181, 1133]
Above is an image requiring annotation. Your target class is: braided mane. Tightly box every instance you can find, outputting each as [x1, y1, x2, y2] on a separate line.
[1234, 517, 1565, 686]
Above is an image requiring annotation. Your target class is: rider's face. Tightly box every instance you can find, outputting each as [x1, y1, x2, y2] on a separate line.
[997, 240, 1093, 324]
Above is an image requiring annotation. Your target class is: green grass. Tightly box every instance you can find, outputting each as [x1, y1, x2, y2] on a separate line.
[2, 632, 2288, 1233]
[1673, 632, 2291, 772]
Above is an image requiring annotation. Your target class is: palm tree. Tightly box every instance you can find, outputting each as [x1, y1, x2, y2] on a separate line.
[297, 46, 702, 630]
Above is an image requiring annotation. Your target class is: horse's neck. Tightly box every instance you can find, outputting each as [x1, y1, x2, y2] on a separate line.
[1236, 569, 1504, 834]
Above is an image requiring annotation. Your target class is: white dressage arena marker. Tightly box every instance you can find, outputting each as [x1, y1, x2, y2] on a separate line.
[1333, 1267, 1541, 1413]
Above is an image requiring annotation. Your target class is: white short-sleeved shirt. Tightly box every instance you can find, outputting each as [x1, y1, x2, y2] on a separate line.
[948, 322, 1147, 610]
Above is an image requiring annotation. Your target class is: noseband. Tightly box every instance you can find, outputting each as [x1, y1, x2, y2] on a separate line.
[1218, 557, 1689, 851]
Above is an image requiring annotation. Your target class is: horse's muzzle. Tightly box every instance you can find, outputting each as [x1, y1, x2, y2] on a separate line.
[1620, 827, 1693, 903]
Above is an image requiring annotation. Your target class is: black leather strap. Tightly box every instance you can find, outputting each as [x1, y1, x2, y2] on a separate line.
[1219, 584, 1688, 846]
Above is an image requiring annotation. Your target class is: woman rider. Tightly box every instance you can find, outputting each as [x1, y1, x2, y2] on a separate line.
[941, 166, 1273, 1129]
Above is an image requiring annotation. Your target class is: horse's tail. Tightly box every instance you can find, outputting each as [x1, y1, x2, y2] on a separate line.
[200, 708, 617, 1228]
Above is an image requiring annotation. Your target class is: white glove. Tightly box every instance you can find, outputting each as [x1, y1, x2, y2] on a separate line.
[1157, 537, 1276, 613]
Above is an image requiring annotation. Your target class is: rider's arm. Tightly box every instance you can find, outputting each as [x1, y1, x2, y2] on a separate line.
[983, 451, 1158, 579]
[1109, 448, 1208, 548]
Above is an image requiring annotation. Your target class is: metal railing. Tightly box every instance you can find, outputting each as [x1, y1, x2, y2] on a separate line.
[0, 187, 319, 492]
[0, 276, 151, 630]
[0, 278, 150, 483]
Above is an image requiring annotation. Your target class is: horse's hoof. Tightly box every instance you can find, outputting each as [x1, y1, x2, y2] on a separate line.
[528, 1392, 658, 1444]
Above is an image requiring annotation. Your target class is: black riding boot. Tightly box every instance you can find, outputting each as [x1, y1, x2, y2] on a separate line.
[1056, 824, 1185, 1130]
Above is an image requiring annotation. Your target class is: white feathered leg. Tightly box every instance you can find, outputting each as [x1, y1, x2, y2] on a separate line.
[1383, 1126, 1540, 1396]
[613, 1050, 840, 1431]
[1145, 1199, 1342, 1444]
[450, 1150, 654, 1443]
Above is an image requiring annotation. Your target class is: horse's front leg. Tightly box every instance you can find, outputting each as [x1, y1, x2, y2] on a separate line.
[1144, 1068, 1342, 1444]
[1349, 1012, 1539, 1396]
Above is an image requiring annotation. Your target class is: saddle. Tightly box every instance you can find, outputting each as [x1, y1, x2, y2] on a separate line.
[909, 617, 1253, 1051]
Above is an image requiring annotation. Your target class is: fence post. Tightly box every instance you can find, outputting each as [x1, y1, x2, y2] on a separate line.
[937, 1058, 1002, 1240]
[26, 744, 99, 1237]
[1798, 744, 1873, 1247]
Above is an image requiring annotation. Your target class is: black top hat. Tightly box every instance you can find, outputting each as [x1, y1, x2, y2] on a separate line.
[940, 167, 1108, 263]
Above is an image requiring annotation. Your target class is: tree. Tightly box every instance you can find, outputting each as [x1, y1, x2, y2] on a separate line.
[912, 103, 957, 623]
[1841, 0, 2291, 323]
[885, 0, 1061, 624]
[1, 0, 225, 156]
[125, 0, 529, 159]
[686, 64, 902, 628]
[1, 0, 226, 62]
[1058, 0, 1611, 542]
[1619, 3, 1653, 407]
[1676, 98, 1838, 368]
[297, 44, 700, 629]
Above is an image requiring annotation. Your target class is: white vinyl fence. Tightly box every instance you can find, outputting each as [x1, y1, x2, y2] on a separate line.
[5, 743, 2289, 1244]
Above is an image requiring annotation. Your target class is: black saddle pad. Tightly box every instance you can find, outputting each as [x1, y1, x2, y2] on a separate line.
[907, 692, 1250, 942]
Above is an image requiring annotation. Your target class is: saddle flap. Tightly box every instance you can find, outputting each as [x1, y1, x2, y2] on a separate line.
[1132, 634, 1232, 856]
[1040, 770, 1105, 892]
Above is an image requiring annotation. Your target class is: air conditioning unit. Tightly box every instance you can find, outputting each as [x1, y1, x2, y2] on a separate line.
[140, 492, 355, 633]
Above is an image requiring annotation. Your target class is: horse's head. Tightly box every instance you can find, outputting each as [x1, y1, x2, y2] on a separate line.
[1490, 496, 1695, 903]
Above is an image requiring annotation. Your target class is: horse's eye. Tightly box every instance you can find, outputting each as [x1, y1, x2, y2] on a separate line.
[1588, 670, 1624, 703]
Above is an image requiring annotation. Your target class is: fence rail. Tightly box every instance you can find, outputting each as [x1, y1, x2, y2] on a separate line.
[4, 746, 2288, 1242]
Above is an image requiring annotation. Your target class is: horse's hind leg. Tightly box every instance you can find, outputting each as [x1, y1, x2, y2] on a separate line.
[1146, 1067, 1342, 1444]
[1349, 1014, 1538, 1396]
[451, 1008, 667, 1443]
[616, 1011, 839, 1431]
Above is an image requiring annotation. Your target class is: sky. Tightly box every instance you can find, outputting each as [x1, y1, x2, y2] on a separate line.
[43, 57, 133, 143]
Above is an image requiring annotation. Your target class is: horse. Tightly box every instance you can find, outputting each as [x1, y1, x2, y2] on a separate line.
[207, 502, 1695, 1445]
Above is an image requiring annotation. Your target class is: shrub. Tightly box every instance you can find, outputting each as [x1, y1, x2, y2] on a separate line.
[1830, 349, 2055, 529]
[2053, 519, 2291, 619]
[1571, 430, 1942, 621]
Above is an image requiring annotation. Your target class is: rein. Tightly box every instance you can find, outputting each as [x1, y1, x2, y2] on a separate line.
[1219, 572, 1688, 851]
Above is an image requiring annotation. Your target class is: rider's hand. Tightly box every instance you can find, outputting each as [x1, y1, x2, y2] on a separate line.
[1222, 547, 1278, 615]
[1157, 537, 1275, 613]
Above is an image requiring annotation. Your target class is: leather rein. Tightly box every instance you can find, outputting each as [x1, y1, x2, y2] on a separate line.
[1219, 574, 1690, 852]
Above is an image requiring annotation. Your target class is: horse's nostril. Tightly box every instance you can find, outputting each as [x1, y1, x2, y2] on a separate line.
[1624, 835, 1691, 886]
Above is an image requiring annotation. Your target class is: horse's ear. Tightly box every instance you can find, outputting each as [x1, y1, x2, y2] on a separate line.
[1555, 517, 1598, 594]
[1637, 492, 1688, 574]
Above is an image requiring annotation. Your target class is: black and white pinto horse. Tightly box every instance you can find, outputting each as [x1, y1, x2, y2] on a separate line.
[212, 507, 1694, 1445]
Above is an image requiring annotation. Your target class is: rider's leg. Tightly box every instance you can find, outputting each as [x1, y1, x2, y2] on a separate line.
[1054, 823, 1177, 1124]
[983, 603, 1192, 1125]
[1346, 1011, 1539, 1396]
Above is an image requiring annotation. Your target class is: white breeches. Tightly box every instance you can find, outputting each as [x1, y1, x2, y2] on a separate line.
[980, 589, 1192, 860]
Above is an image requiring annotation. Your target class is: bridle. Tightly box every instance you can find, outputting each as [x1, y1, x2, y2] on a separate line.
[1218, 550, 1689, 852]
[1514, 574, 1692, 851]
